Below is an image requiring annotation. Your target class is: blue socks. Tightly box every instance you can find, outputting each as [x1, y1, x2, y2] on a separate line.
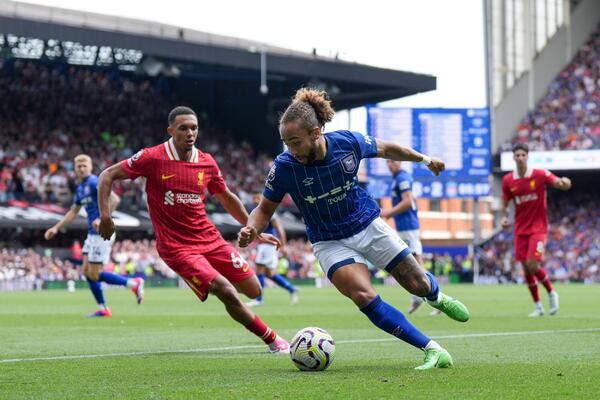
[99, 272, 128, 286]
[271, 274, 296, 294]
[360, 295, 430, 349]
[425, 272, 440, 302]
[256, 273, 265, 302]
[87, 279, 105, 306]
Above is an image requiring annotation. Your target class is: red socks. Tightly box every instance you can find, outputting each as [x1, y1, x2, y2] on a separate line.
[245, 315, 277, 345]
[535, 268, 553, 293]
[525, 273, 540, 302]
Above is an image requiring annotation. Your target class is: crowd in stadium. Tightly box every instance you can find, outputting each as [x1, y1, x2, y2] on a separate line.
[478, 193, 600, 284]
[500, 24, 600, 152]
[0, 59, 271, 209]
[0, 237, 319, 288]
[2, 41, 600, 289]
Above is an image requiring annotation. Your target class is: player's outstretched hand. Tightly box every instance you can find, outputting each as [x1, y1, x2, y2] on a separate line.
[44, 227, 58, 240]
[500, 216, 510, 229]
[258, 233, 282, 250]
[238, 226, 258, 248]
[428, 158, 445, 176]
[98, 216, 115, 240]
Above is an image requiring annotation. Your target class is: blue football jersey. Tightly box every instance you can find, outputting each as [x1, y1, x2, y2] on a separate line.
[74, 174, 100, 235]
[390, 170, 420, 231]
[263, 130, 380, 243]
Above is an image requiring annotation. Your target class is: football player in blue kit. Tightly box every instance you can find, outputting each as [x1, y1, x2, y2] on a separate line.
[44, 154, 144, 317]
[381, 160, 441, 316]
[246, 193, 299, 307]
[238, 88, 469, 370]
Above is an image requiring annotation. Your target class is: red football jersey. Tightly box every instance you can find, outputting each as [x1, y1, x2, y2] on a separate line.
[121, 138, 227, 254]
[502, 167, 558, 235]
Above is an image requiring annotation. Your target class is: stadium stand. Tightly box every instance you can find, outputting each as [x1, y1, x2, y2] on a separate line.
[500, 23, 600, 151]
[0, 59, 272, 209]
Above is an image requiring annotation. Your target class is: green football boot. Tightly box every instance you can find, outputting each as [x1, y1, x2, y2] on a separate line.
[414, 348, 453, 370]
[428, 293, 470, 322]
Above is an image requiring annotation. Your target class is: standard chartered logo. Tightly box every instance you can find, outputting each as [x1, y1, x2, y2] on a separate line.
[164, 190, 201, 206]
[164, 190, 175, 206]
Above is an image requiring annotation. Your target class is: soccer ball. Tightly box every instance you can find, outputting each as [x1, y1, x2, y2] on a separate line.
[289, 327, 335, 371]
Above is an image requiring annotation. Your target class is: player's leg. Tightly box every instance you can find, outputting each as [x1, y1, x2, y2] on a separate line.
[82, 255, 111, 317]
[313, 234, 452, 370]
[90, 234, 144, 304]
[205, 242, 289, 351]
[527, 234, 558, 315]
[264, 263, 299, 305]
[329, 262, 452, 370]
[398, 231, 425, 314]
[246, 265, 266, 307]
[207, 275, 289, 353]
[369, 219, 468, 322]
[516, 234, 543, 316]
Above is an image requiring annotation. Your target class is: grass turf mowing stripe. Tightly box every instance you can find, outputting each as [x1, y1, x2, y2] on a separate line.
[2, 327, 599, 364]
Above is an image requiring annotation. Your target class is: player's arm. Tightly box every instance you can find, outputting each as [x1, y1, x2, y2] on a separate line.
[376, 139, 445, 176]
[44, 203, 82, 240]
[92, 191, 121, 233]
[381, 190, 413, 219]
[97, 163, 130, 240]
[239, 196, 280, 248]
[271, 217, 287, 246]
[500, 198, 511, 229]
[552, 176, 571, 191]
[109, 191, 121, 212]
[214, 188, 250, 226]
[500, 178, 511, 229]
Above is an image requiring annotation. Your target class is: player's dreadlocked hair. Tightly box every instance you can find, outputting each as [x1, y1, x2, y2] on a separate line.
[279, 88, 335, 131]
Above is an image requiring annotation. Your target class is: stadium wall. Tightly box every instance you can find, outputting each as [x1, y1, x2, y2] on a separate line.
[493, 0, 600, 150]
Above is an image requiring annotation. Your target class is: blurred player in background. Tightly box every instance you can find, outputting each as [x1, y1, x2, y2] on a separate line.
[44, 154, 144, 317]
[501, 143, 571, 317]
[381, 160, 441, 316]
[246, 193, 299, 307]
[239, 88, 470, 370]
[97, 106, 289, 353]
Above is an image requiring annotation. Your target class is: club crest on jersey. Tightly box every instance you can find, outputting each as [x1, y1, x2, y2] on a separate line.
[530, 179, 536, 190]
[341, 153, 357, 173]
[127, 149, 144, 167]
[197, 171, 204, 186]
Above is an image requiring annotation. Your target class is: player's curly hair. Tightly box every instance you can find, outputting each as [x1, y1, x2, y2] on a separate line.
[280, 88, 335, 131]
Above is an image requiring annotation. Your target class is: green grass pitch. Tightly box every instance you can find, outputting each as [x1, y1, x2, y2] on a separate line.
[1, 284, 599, 399]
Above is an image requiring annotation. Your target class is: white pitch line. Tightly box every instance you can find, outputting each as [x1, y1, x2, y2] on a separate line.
[2, 327, 599, 364]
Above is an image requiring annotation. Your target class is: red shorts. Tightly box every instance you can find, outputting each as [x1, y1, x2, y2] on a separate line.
[160, 241, 253, 302]
[514, 233, 546, 263]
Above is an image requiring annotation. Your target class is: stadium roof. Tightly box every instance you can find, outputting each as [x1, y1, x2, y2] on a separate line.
[0, 0, 436, 152]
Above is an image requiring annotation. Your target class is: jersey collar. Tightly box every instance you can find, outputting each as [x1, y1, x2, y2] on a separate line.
[513, 166, 533, 179]
[164, 138, 198, 162]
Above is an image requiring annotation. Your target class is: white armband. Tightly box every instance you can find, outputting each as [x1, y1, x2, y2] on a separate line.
[420, 155, 432, 166]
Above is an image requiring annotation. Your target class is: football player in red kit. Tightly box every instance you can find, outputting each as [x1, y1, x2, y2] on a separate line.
[501, 143, 571, 317]
[97, 106, 289, 353]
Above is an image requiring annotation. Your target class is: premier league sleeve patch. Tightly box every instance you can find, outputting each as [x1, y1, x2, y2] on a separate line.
[127, 149, 144, 167]
[341, 153, 357, 174]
